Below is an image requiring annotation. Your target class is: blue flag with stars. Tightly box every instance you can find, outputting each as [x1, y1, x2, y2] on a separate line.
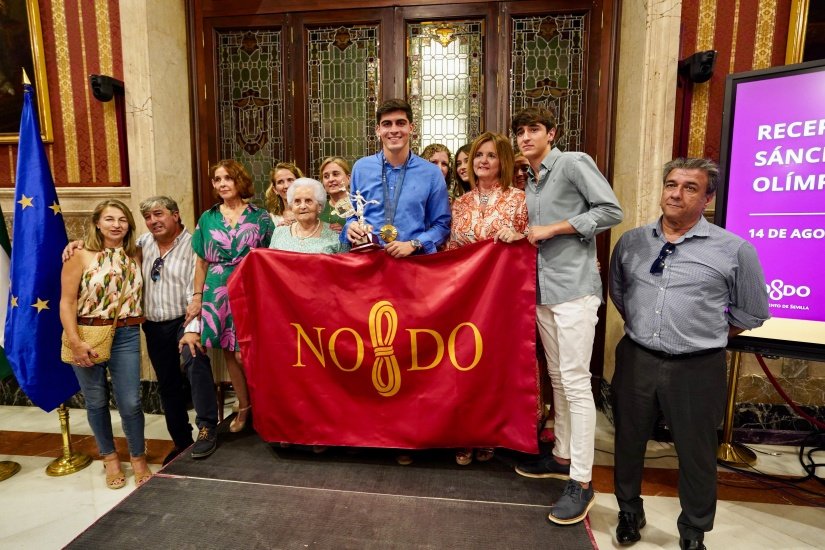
[4, 83, 79, 411]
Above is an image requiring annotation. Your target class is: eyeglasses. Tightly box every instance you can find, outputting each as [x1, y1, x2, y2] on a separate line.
[151, 257, 164, 282]
[650, 242, 676, 274]
[515, 165, 530, 173]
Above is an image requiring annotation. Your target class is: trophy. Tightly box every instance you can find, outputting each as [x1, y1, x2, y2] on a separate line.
[349, 190, 382, 252]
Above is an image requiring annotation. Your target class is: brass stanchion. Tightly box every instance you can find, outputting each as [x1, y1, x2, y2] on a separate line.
[717, 351, 757, 466]
[45, 404, 92, 476]
[0, 461, 21, 481]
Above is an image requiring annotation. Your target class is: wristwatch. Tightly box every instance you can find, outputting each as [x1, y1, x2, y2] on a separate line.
[410, 239, 422, 250]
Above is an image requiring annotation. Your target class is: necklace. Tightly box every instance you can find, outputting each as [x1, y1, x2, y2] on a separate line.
[479, 186, 497, 207]
[221, 202, 246, 227]
[293, 220, 321, 240]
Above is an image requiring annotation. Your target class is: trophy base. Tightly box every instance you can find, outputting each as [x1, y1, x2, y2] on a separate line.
[350, 234, 382, 253]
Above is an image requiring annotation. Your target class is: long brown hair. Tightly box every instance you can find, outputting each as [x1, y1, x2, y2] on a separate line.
[265, 162, 304, 215]
[84, 199, 138, 257]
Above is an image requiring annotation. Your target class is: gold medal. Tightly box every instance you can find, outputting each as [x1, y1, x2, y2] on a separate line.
[379, 224, 398, 243]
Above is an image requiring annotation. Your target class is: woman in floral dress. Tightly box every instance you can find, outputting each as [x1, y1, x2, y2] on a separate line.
[446, 132, 529, 465]
[187, 159, 273, 432]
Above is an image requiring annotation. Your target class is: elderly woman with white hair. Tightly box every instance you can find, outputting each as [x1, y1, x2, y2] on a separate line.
[269, 178, 349, 254]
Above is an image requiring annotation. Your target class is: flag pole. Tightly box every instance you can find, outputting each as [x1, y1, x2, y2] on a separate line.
[0, 74, 31, 484]
[45, 404, 92, 476]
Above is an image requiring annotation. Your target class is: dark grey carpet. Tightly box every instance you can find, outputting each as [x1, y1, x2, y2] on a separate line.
[66, 427, 595, 549]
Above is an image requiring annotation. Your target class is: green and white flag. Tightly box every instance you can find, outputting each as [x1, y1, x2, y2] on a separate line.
[0, 202, 12, 380]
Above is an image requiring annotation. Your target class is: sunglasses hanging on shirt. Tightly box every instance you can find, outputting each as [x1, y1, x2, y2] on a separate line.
[650, 242, 676, 274]
[150, 257, 164, 282]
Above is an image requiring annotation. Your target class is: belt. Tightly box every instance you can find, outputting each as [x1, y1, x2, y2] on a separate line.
[630, 338, 723, 360]
[77, 316, 145, 328]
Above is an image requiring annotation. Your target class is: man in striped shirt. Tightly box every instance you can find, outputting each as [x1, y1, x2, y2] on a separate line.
[65, 197, 219, 461]
[608, 158, 770, 550]
[138, 197, 219, 462]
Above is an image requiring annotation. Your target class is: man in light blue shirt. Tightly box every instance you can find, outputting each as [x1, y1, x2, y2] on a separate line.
[343, 99, 450, 257]
[512, 106, 623, 526]
[609, 158, 769, 550]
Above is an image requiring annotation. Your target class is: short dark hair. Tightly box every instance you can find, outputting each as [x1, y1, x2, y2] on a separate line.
[376, 99, 413, 125]
[510, 106, 557, 135]
[662, 157, 720, 195]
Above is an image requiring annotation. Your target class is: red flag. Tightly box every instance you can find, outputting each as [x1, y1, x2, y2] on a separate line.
[228, 239, 539, 453]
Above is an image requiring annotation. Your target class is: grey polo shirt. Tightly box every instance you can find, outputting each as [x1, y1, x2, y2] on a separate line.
[525, 148, 623, 305]
[609, 217, 771, 354]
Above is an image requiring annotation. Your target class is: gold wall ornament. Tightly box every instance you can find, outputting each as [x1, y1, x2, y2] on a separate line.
[290, 301, 484, 396]
[427, 24, 458, 47]
[45, 404, 92, 476]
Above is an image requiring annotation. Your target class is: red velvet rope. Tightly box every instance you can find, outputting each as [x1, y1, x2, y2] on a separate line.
[754, 354, 825, 431]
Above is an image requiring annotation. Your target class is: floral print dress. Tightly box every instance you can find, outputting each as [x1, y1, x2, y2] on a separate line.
[192, 203, 273, 351]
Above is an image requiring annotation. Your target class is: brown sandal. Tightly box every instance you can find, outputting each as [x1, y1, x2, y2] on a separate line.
[475, 447, 495, 462]
[102, 453, 126, 490]
[455, 448, 473, 466]
[130, 457, 153, 488]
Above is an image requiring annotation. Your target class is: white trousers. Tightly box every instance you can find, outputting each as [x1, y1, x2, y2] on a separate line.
[536, 294, 600, 483]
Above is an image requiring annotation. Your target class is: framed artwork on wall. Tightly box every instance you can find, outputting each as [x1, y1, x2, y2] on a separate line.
[0, 0, 53, 143]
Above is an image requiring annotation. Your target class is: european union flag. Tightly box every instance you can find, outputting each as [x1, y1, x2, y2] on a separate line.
[4, 83, 79, 411]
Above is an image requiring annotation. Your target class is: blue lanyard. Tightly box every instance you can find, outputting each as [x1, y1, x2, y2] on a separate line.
[380, 152, 411, 227]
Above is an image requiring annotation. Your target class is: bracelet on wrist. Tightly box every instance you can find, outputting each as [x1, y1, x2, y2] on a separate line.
[193, 292, 203, 296]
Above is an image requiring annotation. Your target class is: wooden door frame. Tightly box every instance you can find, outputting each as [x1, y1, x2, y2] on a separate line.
[188, 0, 619, 399]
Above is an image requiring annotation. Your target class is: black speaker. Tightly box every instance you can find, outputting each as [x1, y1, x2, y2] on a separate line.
[678, 51, 717, 84]
[89, 74, 124, 102]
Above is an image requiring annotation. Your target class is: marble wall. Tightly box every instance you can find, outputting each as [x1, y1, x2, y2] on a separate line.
[604, 0, 824, 434]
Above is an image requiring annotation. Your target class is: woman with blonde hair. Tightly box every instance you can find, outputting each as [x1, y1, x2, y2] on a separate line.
[265, 162, 304, 226]
[185, 159, 273, 433]
[422, 144, 461, 202]
[60, 199, 150, 489]
[318, 156, 354, 233]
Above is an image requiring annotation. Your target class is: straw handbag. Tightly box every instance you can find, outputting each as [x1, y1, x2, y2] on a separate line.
[61, 270, 130, 365]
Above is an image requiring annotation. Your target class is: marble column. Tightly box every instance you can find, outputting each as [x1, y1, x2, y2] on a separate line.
[119, 0, 195, 229]
[604, 0, 682, 381]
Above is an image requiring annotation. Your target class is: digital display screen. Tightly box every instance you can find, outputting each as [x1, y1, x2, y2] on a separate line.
[718, 60, 825, 358]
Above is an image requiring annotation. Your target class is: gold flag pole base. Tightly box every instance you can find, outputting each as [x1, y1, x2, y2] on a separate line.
[717, 442, 757, 466]
[46, 451, 92, 476]
[45, 404, 92, 477]
[717, 350, 758, 467]
[0, 461, 22, 481]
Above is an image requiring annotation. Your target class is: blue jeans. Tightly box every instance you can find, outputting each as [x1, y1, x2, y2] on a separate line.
[72, 325, 145, 457]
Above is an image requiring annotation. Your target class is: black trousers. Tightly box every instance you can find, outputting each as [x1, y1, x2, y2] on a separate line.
[143, 317, 218, 450]
[612, 336, 726, 540]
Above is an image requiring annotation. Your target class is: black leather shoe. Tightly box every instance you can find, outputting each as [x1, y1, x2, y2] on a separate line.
[162, 447, 184, 466]
[680, 538, 706, 550]
[616, 510, 645, 545]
